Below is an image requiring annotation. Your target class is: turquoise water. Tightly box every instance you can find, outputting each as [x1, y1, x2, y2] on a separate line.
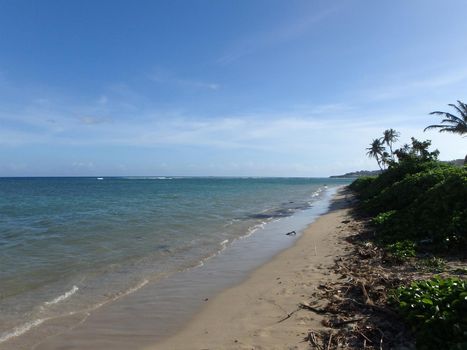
[0, 177, 350, 344]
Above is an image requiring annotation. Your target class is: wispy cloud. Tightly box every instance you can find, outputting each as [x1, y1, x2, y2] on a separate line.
[1, 69, 465, 176]
[72, 161, 94, 169]
[149, 69, 220, 90]
[2, 97, 465, 176]
[79, 116, 112, 125]
[97, 95, 108, 105]
[361, 67, 467, 102]
[217, 7, 338, 65]
[0, 102, 427, 148]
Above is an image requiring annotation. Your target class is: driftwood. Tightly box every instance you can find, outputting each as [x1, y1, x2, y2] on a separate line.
[304, 331, 323, 350]
[277, 312, 295, 323]
[330, 317, 366, 327]
[298, 302, 329, 314]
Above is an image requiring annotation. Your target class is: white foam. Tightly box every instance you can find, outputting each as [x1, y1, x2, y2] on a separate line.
[44, 285, 79, 306]
[223, 218, 239, 227]
[119, 279, 148, 298]
[0, 318, 46, 343]
[218, 239, 229, 253]
[242, 222, 266, 239]
[191, 238, 233, 269]
[70, 279, 149, 315]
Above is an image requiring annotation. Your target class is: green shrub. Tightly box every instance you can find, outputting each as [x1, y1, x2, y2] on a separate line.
[391, 277, 467, 349]
[349, 176, 376, 193]
[356, 159, 448, 201]
[363, 166, 460, 216]
[417, 257, 446, 272]
[372, 210, 397, 226]
[354, 160, 467, 252]
[386, 240, 416, 262]
[398, 169, 467, 250]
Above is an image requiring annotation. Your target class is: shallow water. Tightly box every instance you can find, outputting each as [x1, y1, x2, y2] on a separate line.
[0, 177, 350, 347]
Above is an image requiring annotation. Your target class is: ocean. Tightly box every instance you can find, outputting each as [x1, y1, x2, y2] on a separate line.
[0, 177, 350, 348]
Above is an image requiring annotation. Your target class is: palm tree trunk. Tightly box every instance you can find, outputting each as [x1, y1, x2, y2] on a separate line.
[376, 156, 383, 170]
[389, 144, 394, 161]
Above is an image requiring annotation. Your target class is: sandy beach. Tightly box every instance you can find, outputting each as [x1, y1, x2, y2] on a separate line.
[3, 2, 466, 348]
[150, 189, 355, 350]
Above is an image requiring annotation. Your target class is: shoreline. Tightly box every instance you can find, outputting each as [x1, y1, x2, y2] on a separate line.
[149, 188, 355, 350]
[5, 185, 346, 350]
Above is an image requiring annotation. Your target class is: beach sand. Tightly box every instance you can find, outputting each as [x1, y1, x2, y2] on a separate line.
[6, 188, 353, 350]
[149, 189, 355, 350]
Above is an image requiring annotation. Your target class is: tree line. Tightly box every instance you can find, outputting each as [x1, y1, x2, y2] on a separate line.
[366, 100, 467, 169]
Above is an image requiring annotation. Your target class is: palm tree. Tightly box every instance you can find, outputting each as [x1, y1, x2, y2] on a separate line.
[382, 128, 400, 160]
[381, 151, 391, 167]
[425, 100, 467, 164]
[424, 100, 467, 135]
[366, 138, 386, 170]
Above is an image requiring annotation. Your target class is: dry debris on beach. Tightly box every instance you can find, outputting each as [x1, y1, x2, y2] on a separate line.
[297, 215, 412, 350]
[294, 195, 466, 350]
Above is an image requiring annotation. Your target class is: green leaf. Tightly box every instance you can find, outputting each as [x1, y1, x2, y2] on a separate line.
[422, 298, 433, 305]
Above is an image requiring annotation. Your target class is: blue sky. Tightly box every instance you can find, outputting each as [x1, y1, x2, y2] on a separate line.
[1, 0, 466, 176]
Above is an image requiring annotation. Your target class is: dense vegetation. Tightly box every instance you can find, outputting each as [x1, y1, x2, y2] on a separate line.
[350, 157, 467, 253]
[391, 277, 467, 349]
[351, 158, 467, 348]
[350, 122, 466, 349]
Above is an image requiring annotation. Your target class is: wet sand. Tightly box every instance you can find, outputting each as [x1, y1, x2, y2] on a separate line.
[2, 188, 352, 349]
[149, 189, 354, 350]
[5, 189, 344, 350]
